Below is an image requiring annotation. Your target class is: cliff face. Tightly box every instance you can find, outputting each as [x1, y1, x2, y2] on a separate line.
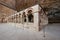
[0, 4, 16, 17]
[0, 0, 16, 23]
[0, 4, 17, 23]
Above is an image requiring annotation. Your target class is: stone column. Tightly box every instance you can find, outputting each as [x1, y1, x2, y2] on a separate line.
[19, 13, 21, 23]
[34, 12, 39, 31]
[15, 15, 16, 23]
[16, 15, 18, 23]
[26, 14, 28, 24]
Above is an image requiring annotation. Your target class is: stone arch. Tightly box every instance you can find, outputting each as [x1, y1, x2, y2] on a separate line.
[27, 9, 34, 22]
[22, 12, 26, 22]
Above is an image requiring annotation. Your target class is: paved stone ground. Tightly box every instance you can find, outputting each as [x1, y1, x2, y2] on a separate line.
[0, 23, 60, 40]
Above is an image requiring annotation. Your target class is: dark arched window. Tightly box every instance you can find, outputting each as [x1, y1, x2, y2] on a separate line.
[27, 10, 34, 22]
[22, 12, 26, 22]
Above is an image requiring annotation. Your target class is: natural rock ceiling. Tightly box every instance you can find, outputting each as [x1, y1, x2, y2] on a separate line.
[0, 0, 16, 9]
[0, 0, 60, 11]
[0, 0, 60, 18]
[0, 0, 60, 22]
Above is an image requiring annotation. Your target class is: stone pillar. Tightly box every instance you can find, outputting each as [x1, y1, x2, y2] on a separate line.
[26, 14, 28, 25]
[34, 12, 39, 31]
[15, 15, 16, 23]
[16, 14, 18, 23]
[19, 14, 21, 23]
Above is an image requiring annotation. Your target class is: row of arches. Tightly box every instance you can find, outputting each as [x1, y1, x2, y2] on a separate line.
[6, 4, 48, 31]
[7, 10, 34, 23]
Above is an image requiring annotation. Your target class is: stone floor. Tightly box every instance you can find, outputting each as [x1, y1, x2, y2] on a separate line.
[0, 23, 60, 40]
